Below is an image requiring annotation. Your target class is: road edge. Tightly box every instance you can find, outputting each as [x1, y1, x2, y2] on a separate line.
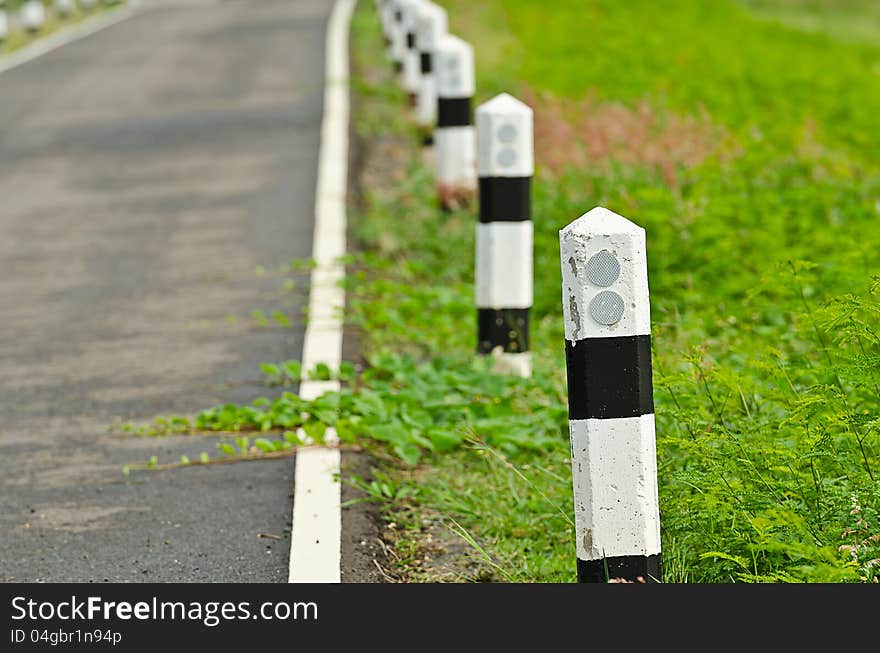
[287, 0, 356, 584]
[0, 1, 141, 76]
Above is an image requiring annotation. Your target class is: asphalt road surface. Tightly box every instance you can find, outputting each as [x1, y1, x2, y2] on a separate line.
[0, 0, 331, 581]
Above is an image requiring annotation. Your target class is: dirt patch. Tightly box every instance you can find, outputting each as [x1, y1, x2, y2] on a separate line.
[378, 509, 497, 582]
[339, 450, 390, 583]
[524, 88, 724, 186]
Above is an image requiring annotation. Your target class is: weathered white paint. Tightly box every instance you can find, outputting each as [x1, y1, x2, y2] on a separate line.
[476, 93, 534, 178]
[435, 33, 475, 99]
[434, 125, 476, 191]
[288, 0, 356, 585]
[415, 1, 447, 128]
[559, 207, 651, 342]
[569, 416, 661, 561]
[54, 0, 76, 18]
[21, 1, 46, 32]
[475, 221, 533, 309]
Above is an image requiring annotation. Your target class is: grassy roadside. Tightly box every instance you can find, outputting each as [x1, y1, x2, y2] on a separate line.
[348, 0, 880, 582]
[0, 1, 124, 55]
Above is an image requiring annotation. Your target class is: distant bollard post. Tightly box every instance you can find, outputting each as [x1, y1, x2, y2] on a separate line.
[414, 1, 447, 143]
[80, 0, 98, 10]
[475, 93, 534, 378]
[399, 0, 423, 107]
[55, 0, 76, 18]
[388, 0, 405, 75]
[559, 207, 661, 583]
[434, 34, 476, 211]
[21, 0, 46, 32]
[376, 0, 391, 48]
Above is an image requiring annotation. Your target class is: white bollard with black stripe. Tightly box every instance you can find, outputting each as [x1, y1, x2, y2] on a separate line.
[434, 34, 477, 210]
[399, 0, 424, 107]
[21, 0, 46, 33]
[475, 93, 533, 378]
[414, 1, 447, 143]
[560, 206, 661, 583]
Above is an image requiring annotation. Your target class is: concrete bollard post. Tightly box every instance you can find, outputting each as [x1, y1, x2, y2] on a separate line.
[475, 93, 534, 378]
[399, 0, 424, 107]
[387, 0, 406, 75]
[21, 1, 46, 33]
[434, 34, 476, 211]
[377, 0, 392, 49]
[414, 1, 447, 143]
[55, 0, 76, 18]
[560, 206, 662, 583]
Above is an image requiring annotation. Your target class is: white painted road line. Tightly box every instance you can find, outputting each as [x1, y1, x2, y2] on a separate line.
[288, 0, 356, 584]
[0, 1, 141, 76]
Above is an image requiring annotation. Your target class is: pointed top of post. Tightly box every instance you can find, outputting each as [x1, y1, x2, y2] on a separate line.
[476, 92, 534, 178]
[559, 207, 650, 341]
[435, 34, 475, 98]
[476, 93, 533, 119]
[560, 206, 645, 241]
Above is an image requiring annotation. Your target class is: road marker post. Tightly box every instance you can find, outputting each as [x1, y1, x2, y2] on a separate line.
[414, 1, 447, 144]
[434, 33, 476, 210]
[559, 207, 662, 583]
[399, 0, 423, 107]
[21, 0, 46, 33]
[376, 0, 391, 48]
[475, 93, 533, 378]
[54, 0, 76, 19]
[387, 0, 405, 75]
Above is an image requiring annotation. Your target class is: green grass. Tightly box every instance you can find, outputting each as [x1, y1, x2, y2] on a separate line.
[737, 0, 880, 44]
[348, 0, 880, 582]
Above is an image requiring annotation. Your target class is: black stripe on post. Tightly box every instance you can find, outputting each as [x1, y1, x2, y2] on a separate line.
[477, 309, 530, 354]
[394, 61, 403, 74]
[565, 335, 654, 420]
[577, 555, 662, 583]
[395, 10, 402, 22]
[437, 97, 472, 128]
[420, 52, 432, 74]
[406, 32, 415, 49]
[478, 177, 531, 223]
